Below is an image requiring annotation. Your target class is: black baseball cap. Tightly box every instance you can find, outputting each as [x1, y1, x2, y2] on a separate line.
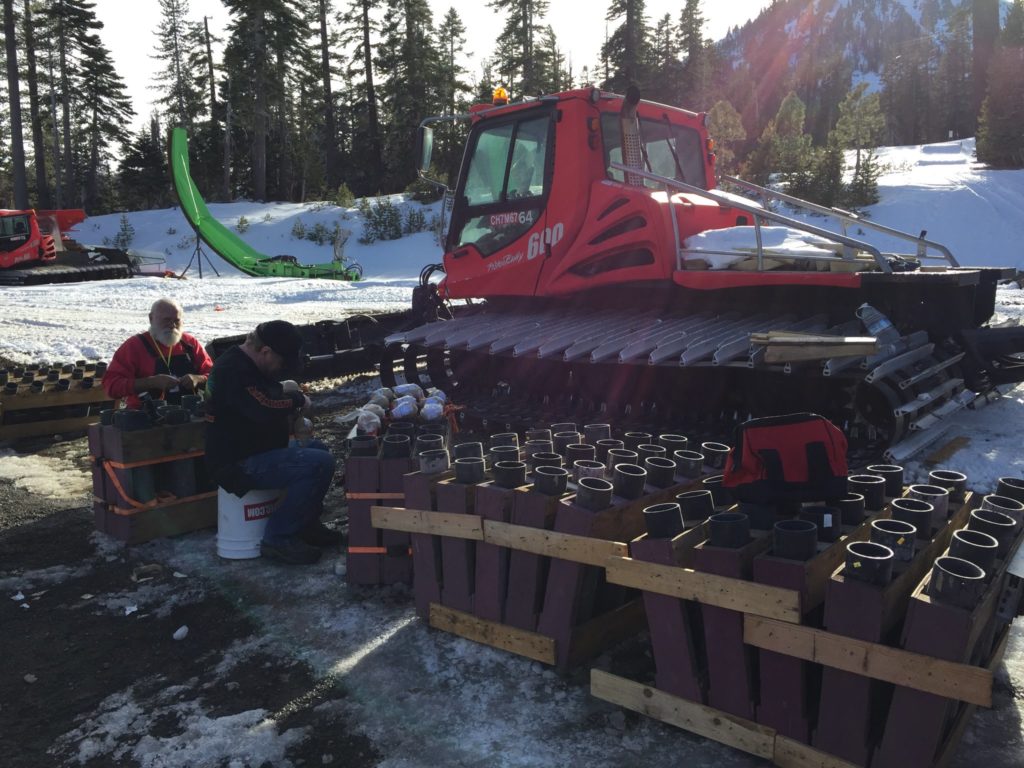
[257, 320, 303, 370]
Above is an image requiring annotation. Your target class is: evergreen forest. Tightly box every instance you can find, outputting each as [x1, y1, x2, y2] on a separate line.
[1, 0, 1022, 216]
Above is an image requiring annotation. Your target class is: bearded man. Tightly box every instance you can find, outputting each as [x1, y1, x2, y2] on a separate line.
[102, 297, 214, 410]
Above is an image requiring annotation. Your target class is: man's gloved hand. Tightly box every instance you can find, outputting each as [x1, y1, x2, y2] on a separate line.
[139, 374, 180, 392]
[178, 373, 206, 393]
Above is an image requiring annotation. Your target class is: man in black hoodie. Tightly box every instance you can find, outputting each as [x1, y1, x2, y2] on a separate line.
[205, 320, 339, 565]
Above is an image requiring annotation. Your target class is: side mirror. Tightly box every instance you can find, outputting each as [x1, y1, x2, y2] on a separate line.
[415, 126, 434, 174]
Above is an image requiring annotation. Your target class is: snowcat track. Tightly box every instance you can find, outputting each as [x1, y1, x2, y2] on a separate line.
[0, 261, 133, 287]
[382, 306, 976, 460]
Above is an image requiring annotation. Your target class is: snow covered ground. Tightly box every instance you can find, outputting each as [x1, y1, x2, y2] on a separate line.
[2, 140, 1024, 766]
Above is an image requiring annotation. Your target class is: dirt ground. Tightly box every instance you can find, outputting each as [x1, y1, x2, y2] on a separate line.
[0, 379, 380, 768]
[2, 374, 1023, 768]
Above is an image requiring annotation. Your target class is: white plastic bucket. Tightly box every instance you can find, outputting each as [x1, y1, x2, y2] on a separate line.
[217, 487, 282, 559]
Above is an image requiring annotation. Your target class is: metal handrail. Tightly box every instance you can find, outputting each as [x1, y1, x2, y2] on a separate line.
[721, 174, 959, 267]
[610, 162, 892, 273]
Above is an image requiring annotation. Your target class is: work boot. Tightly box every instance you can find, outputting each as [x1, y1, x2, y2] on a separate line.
[301, 520, 346, 548]
[260, 536, 322, 565]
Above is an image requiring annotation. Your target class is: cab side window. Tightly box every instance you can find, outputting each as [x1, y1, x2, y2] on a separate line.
[602, 114, 707, 190]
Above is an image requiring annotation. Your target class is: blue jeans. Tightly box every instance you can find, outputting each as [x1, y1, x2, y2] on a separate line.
[242, 439, 336, 544]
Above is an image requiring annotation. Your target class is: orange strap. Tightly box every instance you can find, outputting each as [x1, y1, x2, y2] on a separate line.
[348, 546, 413, 556]
[102, 461, 156, 511]
[108, 490, 217, 517]
[444, 403, 464, 435]
[91, 450, 205, 470]
[100, 458, 215, 514]
[346, 492, 404, 500]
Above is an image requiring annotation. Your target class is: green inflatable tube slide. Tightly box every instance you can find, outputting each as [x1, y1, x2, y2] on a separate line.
[168, 127, 360, 281]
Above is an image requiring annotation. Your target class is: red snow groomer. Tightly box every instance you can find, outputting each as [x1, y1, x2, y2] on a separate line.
[382, 86, 1024, 459]
[0, 208, 133, 286]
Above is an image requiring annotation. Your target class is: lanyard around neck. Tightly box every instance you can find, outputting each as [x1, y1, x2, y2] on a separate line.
[148, 332, 174, 372]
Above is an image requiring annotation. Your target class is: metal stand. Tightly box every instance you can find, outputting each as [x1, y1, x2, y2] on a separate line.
[179, 240, 220, 279]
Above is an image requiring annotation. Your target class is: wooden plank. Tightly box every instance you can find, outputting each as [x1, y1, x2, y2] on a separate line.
[103, 420, 207, 463]
[0, 414, 104, 440]
[370, 505, 484, 540]
[589, 669, 775, 760]
[743, 616, 993, 707]
[605, 555, 801, 623]
[566, 598, 646, 668]
[0, 387, 111, 411]
[765, 344, 877, 363]
[773, 735, 863, 768]
[750, 332, 876, 345]
[483, 520, 627, 567]
[588, 480, 695, 542]
[428, 603, 555, 665]
[934, 627, 1012, 768]
[97, 494, 217, 544]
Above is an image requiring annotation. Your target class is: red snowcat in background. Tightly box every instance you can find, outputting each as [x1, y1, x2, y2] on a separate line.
[382, 86, 1024, 459]
[0, 208, 133, 286]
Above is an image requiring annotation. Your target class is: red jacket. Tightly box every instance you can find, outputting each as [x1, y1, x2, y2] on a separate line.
[103, 332, 214, 409]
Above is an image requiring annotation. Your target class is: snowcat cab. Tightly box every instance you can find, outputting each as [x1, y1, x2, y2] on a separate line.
[391, 88, 1024, 459]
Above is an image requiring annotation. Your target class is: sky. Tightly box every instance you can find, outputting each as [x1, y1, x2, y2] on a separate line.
[91, 0, 775, 134]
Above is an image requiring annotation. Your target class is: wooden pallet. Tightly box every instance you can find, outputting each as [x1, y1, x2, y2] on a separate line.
[590, 624, 1010, 768]
[371, 481, 672, 668]
[89, 420, 216, 543]
[0, 380, 112, 440]
[592, 489, 1019, 767]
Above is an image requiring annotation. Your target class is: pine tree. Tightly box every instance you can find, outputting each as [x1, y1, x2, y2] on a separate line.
[337, 0, 384, 193]
[433, 1, 474, 189]
[79, 30, 134, 212]
[832, 83, 884, 183]
[118, 120, 170, 210]
[535, 24, 565, 93]
[4, 0, 29, 208]
[746, 91, 812, 187]
[790, 140, 844, 207]
[847, 148, 881, 207]
[152, 0, 206, 129]
[376, 0, 440, 191]
[772, 91, 812, 177]
[976, 47, 1024, 168]
[935, 9, 973, 140]
[488, 0, 550, 97]
[22, 0, 52, 208]
[647, 13, 683, 106]
[972, 0, 1000, 117]
[881, 37, 937, 144]
[601, 0, 649, 93]
[42, 0, 103, 207]
[436, 7, 470, 118]
[222, 0, 305, 201]
[706, 99, 746, 176]
[316, 0, 340, 189]
[677, 0, 710, 108]
[29, 1, 133, 213]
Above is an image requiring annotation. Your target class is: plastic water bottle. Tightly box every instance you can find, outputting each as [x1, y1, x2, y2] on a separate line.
[856, 303, 901, 345]
[294, 417, 313, 447]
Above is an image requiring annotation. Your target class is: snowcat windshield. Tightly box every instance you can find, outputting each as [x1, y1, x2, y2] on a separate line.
[0, 214, 32, 252]
[451, 109, 552, 256]
[601, 114, 707, 190]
